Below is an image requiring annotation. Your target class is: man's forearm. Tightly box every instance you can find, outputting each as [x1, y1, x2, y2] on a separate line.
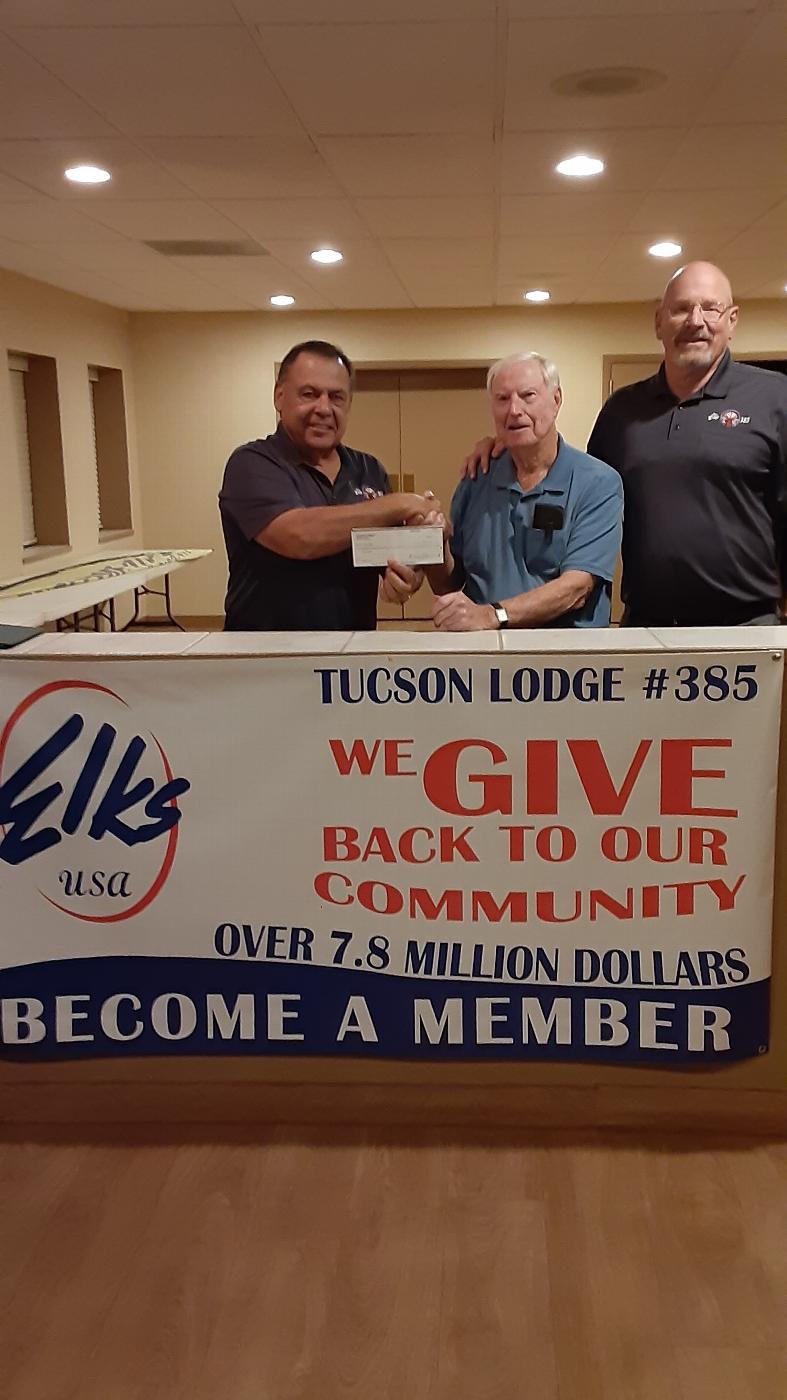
[256, 495, 423, 561]
[425, 542, 461, 595]
[502, 570, 594, 627]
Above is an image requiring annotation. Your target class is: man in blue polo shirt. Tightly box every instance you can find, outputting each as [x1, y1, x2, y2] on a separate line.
[426, 352, 623, 630]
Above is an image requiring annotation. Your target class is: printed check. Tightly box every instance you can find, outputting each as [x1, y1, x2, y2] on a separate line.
[351, 525, 444, 568]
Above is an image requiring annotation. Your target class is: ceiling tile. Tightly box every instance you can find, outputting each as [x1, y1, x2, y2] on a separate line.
[0, 171, 40, 200]
[257, 22, 495, 135]
[239, 0, 494, 18]
[738, 274, 787, 300]
[508, 0, 757, 11]
[29, 237, 258, 305]
[714, 223, 787, 261]
[11, 26, 302, 136]
[500, 192, 645, 237]
[138, 136, 342, 200]
[711, 258, 787, 299]
[166, 255, 333, 310]
[213, 198, 369, 243]
[356, 197, 494, 239]
[498, 233, 612, 277]
[495, 274, 585, 306]
[500, 128, 687, 194]
[317, 135, 495, 197]
[577, 276, 663, 304]
[0, 33, 112, 139]
[745, 198, 787, 232]
[625, 187, 780, 234]
[654, 124, 787, 190]
[0, 199, 126, 242]
[262, 239, 414, 308]
[580, 233, 714, 300]
[694, 14, 787, 125]
[504, 13, 749, 132]
[71, 199, 252, 241]
[381, 238, 494, 306]
[0, 137, 196, 200]
[2, 0, 239, 21]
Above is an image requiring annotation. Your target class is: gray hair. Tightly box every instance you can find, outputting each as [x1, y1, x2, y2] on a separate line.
[486, 351, 560, 394]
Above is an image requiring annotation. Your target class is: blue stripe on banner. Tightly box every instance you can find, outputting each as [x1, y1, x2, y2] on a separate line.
[0, 958, 770, 1064]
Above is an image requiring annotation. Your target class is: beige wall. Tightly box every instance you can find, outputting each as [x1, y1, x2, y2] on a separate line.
[0, 268, 143, 583]
[130, 299, 787, 617]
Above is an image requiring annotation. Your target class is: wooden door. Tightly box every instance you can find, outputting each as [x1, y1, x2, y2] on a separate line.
[398, 369, 488, 620]
[352, 367, 489, 627]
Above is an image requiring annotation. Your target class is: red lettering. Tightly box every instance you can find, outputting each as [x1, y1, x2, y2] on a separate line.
[408, 887, 464, 921]
[322, 827, 360, 861]
[361, 828, 397, 863]
[660, 740, 737, 817]
[383, 740, 416, 775]
[314, 872, 353, 905]
[525, 740, 558, 815]
[423, 740, 511, 817]
[567, 739, 652, 815]
[328, 738, 380, 776]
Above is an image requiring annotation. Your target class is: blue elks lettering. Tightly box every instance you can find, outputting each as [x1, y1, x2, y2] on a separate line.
[0, 714, 84, 864]
[0, 711, 190, 867]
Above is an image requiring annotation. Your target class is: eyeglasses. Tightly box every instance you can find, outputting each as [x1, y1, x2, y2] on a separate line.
[668, 301, 733, 324]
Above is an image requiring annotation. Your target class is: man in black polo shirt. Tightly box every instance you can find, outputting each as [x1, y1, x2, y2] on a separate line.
[587, 260, 787, 626]
[219, 340, 437, 630]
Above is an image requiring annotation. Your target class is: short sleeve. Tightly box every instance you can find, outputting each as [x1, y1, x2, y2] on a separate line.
[561, 470, 624, 583]
[219, 446, 300, 541]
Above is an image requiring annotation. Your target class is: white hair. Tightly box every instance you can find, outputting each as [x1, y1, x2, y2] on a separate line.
[486, 351, 560, 394]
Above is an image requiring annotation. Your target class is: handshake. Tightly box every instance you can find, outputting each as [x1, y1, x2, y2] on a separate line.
[385, 489, 449, 534]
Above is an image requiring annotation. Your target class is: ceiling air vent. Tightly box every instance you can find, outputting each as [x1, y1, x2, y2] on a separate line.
[551, 67, 666, 98]
[145, 239, 268, 257]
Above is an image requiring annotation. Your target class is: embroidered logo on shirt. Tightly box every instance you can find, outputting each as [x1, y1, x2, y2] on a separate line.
[708, 409, 751, 426]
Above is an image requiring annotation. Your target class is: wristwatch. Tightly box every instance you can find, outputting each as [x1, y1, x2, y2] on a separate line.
[491, 602, 509, 629]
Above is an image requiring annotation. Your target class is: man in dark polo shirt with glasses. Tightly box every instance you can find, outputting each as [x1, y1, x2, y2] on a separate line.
[463, 261, 787, 627]
[588, 261, 787, 627]
[219, 340, 437, 630]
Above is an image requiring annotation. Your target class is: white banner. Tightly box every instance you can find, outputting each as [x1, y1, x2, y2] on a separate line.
[0, 650, 782, 1063]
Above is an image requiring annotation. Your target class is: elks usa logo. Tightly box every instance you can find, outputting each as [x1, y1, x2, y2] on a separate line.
[708, 409, 751, 427]
[0, 681, 190, 922]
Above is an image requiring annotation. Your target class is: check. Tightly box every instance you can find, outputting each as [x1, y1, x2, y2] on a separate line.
[351, 525, 444, 568]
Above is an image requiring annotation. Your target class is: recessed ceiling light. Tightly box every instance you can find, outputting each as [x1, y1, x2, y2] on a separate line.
[648, 240, 682, 258]
[64, 164, 111, 185]
[524, 289, 551, 303]
[555, 154, 605, 178]
[270, 294, 295, 307]
[310, 247, 343, 265]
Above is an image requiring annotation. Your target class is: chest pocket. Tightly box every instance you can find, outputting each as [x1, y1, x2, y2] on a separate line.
[512, 502, 566, 580]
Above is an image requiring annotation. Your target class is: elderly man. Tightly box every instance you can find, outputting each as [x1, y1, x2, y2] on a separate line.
[587, 261, 787, 626]
[219, 339, 436, 630]
[426, 352, 623, 630]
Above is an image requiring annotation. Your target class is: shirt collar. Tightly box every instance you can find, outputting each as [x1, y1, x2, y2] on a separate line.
[647, 349, 733, 403]
[271, 422, 348, 476]
[494, 435, 572, 499]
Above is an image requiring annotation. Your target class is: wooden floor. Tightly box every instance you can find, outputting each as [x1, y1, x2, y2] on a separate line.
[1, 1128, 785, 1400]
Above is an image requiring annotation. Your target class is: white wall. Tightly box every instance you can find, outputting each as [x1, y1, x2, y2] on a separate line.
[130, 299, 787, 617]
[0, 268, 143, 583]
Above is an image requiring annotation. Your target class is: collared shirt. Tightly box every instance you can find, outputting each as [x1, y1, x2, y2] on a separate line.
[449, 436, 623, 628]
[219, 424, 389, 631]
[587, 352, 787, 625]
